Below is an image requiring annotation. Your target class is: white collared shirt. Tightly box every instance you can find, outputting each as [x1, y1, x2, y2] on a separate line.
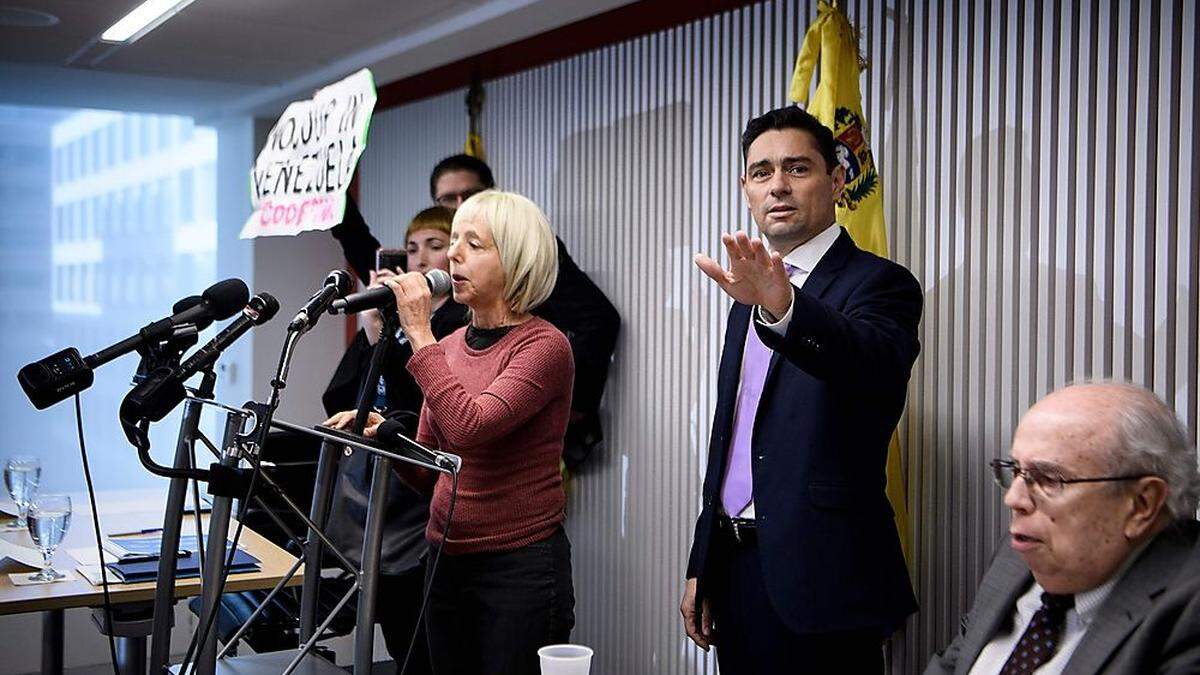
[967, 541, 1151, 675]
[967, 578, 1117, 675]
[732, 224, 841, 519]
[964, 533, 1152, 667]
[754, 223, 842, 335]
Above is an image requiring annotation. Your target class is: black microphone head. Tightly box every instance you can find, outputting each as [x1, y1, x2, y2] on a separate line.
[325, 270, 353, 297]
[172, 295, 202, 313]
[202, 279, 250, 320]
[246, 293, 280, 325]
[172, 296, 213, 331]
[425, 269, 452, 296]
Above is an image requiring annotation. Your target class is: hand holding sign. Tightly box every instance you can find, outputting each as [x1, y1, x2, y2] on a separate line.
[241, 69, 377, 239]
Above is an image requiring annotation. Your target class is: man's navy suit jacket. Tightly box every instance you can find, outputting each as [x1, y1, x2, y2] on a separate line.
[687, 227, 921, 635]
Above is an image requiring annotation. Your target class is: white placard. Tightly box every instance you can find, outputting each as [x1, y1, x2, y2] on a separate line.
[240, 68, 377, 238]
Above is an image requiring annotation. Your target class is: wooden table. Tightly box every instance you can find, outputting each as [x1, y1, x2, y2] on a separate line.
[0, 492, 303, 674]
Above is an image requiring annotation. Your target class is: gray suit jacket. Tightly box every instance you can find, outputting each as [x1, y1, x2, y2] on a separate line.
[925, 520, 1200, 674]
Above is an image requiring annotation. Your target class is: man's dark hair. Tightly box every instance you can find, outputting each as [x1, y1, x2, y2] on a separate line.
[429, 154, 496, 200]
[741, 106, 839, 174]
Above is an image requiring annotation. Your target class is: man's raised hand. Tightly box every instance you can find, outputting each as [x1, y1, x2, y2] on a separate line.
[694, 231, 792, 318]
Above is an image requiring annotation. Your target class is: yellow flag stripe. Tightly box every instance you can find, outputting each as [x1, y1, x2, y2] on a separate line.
[464, 132, 485, 161]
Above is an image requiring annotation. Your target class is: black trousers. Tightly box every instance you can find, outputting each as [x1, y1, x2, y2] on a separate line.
[705, 529, 885, 674]
[377, 566, 433, 675]
[425, 527, 575, 675]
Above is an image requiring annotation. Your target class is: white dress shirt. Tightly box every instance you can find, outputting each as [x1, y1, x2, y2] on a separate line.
[730, 224, 842, 519]
[967, 577, 1117, 675]
[967, 539, 1151, 675]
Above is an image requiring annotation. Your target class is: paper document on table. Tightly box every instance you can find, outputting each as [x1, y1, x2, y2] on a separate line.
[68, 546, 121, 567]
[0, 536, 42, 569]
[76, 565, 113, 586]
[103, 534, 201, 561]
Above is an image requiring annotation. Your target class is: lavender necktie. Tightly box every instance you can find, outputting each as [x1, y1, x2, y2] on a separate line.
[720, 263, 797, 515]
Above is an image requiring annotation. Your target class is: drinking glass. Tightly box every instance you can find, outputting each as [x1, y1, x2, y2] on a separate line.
[27, 494, 71, 582]
[4, 455, 41, 529]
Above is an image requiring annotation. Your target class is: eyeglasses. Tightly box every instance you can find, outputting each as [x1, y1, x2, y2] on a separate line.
[989, 458, 1154, 498]
[434, 188, 483, 209]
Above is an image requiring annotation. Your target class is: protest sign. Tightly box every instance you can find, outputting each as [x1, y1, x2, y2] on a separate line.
[240, 68, 376, 238]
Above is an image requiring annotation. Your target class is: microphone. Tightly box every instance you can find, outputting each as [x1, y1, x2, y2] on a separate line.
[17, 278, 249, 409]
[169, 295, 216, 333]
[329, 269, 452, 315]
[375, 418, 460, 471]
[130, 296, 211, 384]
[88, 278, 248, 369]
[177, 293, 280, 377]
[121, 293, 280, 422]
[289, 270, 352, 333]
[164, 279, 246, 333]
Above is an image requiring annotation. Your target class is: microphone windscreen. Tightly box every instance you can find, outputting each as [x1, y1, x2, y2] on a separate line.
[426, 269, 452, 296]
[326, 270, 354, 296]
[172, 296, 213, 330]
[203, 279, 250, 319]
[249, 293, 281, 324]
[173, 295, 202, 313]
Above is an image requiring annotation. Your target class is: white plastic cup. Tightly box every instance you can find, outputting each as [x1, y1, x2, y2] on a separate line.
[538, 644, 594, 675]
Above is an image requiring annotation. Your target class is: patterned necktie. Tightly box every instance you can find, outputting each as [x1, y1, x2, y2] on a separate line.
[720, 263, 798, 515]
[999, 592, 1075, 675]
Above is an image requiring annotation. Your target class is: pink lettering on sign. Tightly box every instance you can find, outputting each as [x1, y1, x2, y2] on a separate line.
[257, 196, 337, 228]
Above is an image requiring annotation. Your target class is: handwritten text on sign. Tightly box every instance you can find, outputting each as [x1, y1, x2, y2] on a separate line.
[240, 69, 376, 238]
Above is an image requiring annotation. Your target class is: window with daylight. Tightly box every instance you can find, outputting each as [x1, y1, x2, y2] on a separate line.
[0, 105, 219, 492]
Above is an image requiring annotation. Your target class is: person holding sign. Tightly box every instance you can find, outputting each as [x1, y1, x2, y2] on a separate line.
[322, 206, 467, 673]
[329, 190, 575, 674]
[243, 69, 376, 239]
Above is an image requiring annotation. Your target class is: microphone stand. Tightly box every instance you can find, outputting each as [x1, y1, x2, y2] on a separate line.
[354, 310, 400, 672]
[138, 400, 454, 675]
[129, 305, 459, 675]
[298, 306, 402, 669]
[195, 410, 252, 675]
[191, 321, 303, 675]
[147, 367, 218, 675]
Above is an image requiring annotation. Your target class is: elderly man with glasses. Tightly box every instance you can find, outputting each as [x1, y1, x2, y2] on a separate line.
[926, 381, 1200, 674]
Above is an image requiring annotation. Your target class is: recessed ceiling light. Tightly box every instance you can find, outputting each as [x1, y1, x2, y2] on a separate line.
[0, 6, 60, 27]
[100, 0, 196, 44]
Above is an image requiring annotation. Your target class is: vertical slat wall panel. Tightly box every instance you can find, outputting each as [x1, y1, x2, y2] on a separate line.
[357, 90, 464, 247]
[359, 1, 1198, 672]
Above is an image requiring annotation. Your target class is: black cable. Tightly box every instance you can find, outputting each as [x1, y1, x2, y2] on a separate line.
[399, 467, 459, 675]
[74, 393, 120, 675]
[178, 449, 264, 673]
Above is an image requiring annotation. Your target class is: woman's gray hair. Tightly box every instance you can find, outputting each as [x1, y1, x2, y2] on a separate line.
[1099, 382, 1200, 519]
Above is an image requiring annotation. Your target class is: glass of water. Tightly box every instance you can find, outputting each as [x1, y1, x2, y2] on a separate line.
[4, 455, 41, 529]
[27, 494, 71, 582]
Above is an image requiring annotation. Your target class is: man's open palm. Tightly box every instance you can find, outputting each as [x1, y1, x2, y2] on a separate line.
[695, 231, 792, 317]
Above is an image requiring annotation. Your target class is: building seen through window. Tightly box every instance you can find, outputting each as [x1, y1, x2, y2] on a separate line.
[1, 105, 218, 492]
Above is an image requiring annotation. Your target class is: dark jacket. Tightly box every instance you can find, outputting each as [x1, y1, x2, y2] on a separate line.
[925, 520, 1200, 674]
[687, 227, 921, 635]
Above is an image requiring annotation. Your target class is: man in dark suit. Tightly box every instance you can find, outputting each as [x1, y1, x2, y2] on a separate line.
[926, 382, 1200, 674]
[682, 105, 920, 672]
[333, 154, 620, 471]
